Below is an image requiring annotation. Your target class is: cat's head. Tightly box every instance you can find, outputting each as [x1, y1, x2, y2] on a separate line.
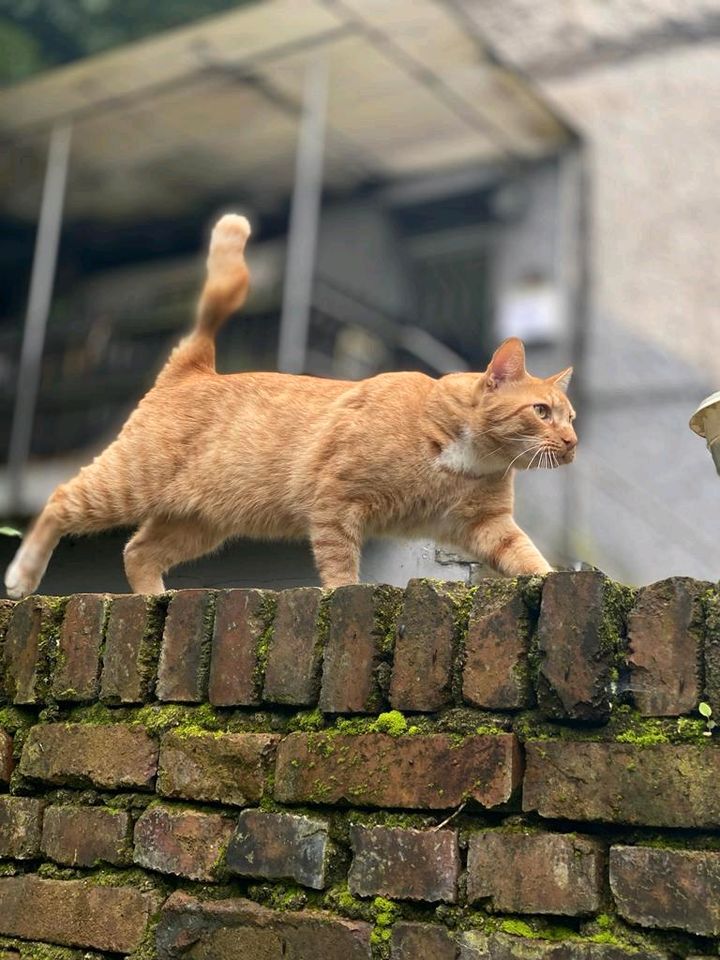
[476, 337, 577, 470]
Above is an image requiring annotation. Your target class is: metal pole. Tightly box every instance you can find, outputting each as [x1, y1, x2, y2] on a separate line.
[559, 140, 592, 567]
[8, 122, 72, 512]
[277, 58, 328, 374]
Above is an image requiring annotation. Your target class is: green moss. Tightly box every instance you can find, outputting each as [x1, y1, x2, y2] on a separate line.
[67, 702, 119, 725]
[499, 919, 577, 941]
[372, 711, 408, 737]
[500, 919, 537, 939]
[615, 723, 669, 745]
[132, 702, 223, 736]
[0, 940, 105, 960]
[289, 708, 326, 732]
[253, 592, 277, 699]
[369, 896, 400, 959]
[0, 705, 34, 735]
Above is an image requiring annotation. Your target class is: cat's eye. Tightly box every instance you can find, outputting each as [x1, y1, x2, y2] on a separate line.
[533, 403, 551, 420]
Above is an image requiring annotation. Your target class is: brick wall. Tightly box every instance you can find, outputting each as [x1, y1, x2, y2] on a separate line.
[0, 573, 719, 959]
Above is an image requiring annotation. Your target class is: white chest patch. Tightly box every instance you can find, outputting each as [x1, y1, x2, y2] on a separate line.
[436, 428, 489, 477]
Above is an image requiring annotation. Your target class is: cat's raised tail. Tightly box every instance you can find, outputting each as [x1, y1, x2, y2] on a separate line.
[158, 213, 252, 381]
[4, 213, 252, 600]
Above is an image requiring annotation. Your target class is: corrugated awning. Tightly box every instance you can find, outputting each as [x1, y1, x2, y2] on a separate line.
[0, 0, 571, 222]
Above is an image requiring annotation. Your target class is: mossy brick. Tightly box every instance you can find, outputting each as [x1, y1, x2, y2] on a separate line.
[2, 596, 62, 705]
[134, 804, 234, 881]
[349, 825, 459, 902]
[0, 730, 12, 785]
[0, 875, 161, 954]
[524, 740, 720, 828]
[610, 845, 720, 937]
[275, 732, 522, 810]
[156, 590, 215, 703]
[156, 891, 372, 960]
[536, 572, 626, 722]
[467, 830, 604, 915]
[391, 922, 457, 960]
[208, 589, 272, 706]
[459, 932, 668, 959]
[463, 579, 534, 710]
[263, 587, 324, 705]
[100, 594, 164, 704]
[0, 796, 45, 859]
[157, 731, 278, 806]
[627, 578, 706, 716]
[52, 593, 108, 702]
[227, 809, 332, 889]
[41, 804, 132, 867]
[19, 723, 158, 790]
[701, 585, 720, 714]
[319, 584, 402, 714]
[389, 579, 462, 712]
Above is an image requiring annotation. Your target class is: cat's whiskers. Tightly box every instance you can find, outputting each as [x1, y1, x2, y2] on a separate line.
[526, 445, 545, 471]
[503, 441, 545, 478]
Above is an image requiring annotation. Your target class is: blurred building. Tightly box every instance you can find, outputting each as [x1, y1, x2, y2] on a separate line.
[1, 0, 719, 590]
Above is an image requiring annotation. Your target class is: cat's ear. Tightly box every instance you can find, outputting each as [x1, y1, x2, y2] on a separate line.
[485, 337, 526, 390]
[549, 367, 573, 393]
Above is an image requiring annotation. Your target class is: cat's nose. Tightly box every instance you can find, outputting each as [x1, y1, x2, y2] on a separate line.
[563, 434, 577, 450]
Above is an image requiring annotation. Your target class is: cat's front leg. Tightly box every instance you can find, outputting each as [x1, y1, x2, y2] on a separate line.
[461, 515, 553, 576]
[310, 508, 364, 588]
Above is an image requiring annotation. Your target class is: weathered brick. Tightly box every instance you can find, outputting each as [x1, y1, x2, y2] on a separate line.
[703, 585, 720, 714]
[156, 891, 372, 960]
[463, 579, 535, 710]
[467, 830, 604, 915]
[459, 932, 668, 959]
[319, 585, 401, 713]
[263, 587, 324, 705]
[134, 805, 234, 881]
[0, 875, 160, 953]
[0, 729, 13, 785]
[208, 589, 272, 706]
[391, 922, 457, 960]
[52, 593, 107, 702]
[100, 595, 163, 704]
[349, 825, 459, 902]
[41, 804, 132, 867]
[0, 796, 45, 858]
[627, 578, 704, 716]
[524, 741, 720, 827]
[275, 732, 521, 809]
[227, 810, 331, 889]
[2, 596, 63, 705]
[610, 845, 720, 936]
[390, 580, 462, 712]
[156, 590, 214, 703]
[157, 731, 278, 806]
[20, 723, 158, 790]
[536, 572, 627, 722]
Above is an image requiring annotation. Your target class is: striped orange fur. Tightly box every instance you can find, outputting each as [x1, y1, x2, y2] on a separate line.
[5, 214, 577, 597]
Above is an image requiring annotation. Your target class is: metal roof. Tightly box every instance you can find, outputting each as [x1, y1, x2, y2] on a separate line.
[0, 0, 571, 223]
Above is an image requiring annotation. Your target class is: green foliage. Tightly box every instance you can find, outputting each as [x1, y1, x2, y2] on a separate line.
[0, 524, 22, 536]
[0, 0, 257, 86]
[698, 701, 716, 737]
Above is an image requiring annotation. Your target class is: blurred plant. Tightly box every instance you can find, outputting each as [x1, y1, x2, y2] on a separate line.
[0, 0, 257, 85]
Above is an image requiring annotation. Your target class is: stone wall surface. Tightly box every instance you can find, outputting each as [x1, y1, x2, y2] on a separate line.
[0, 573, 719, 958]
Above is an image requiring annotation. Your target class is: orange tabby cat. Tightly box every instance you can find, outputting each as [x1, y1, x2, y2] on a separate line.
[5, 214, 576, 598]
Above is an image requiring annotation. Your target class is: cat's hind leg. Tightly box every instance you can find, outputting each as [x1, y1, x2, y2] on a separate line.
[5, 498, 65, 599]
[123, 516, 226, 594]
